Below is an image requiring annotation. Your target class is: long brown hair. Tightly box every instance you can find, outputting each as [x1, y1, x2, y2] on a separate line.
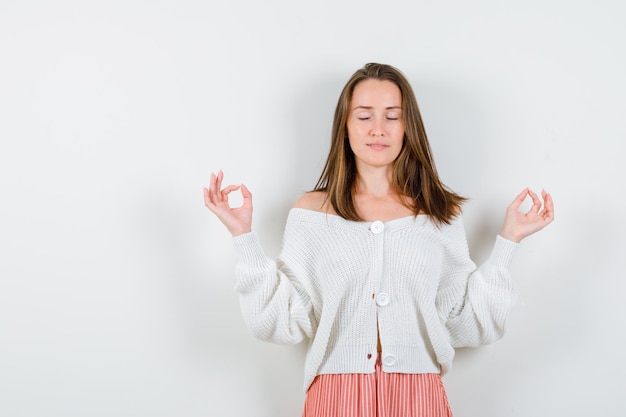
[314, 63, 466, 224]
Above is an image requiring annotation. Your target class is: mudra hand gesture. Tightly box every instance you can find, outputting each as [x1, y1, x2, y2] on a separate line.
[499, 188, 554, 243]
[204, 170, 253, 237]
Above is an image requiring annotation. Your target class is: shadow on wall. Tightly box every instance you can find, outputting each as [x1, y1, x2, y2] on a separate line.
[410, 73, 489, 201]
[254, 70, 345, 252]
[130, 184, 307, 414]
[449, 203, 619, 413]
[502, 210, 619, 410]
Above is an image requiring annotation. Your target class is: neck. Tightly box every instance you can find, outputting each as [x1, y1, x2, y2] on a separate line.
[354, 165, 395, 198]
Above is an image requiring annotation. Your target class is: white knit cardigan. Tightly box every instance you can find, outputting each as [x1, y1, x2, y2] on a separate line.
[233, 208, 518, 391]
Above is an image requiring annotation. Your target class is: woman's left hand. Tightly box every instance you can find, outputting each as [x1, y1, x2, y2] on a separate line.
[499, 188, 554, 243]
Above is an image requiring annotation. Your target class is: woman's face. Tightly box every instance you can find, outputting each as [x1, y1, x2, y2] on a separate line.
[346, 79, 405, 172]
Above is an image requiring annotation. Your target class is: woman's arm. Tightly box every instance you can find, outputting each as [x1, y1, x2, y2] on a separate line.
[204, 171, 316, 344]
[437, 188, 554, 347]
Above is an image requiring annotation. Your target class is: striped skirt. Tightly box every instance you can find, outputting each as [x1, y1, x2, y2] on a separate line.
[302, 354, 453, 417]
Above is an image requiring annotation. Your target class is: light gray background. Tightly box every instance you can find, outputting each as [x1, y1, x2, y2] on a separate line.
[1, 1, 624, 416]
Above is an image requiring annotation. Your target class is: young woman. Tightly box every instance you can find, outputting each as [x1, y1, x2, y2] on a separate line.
[204, 63, 554, 417]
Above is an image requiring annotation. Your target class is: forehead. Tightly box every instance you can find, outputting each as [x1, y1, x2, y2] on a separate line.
[351, 79, 402, 107]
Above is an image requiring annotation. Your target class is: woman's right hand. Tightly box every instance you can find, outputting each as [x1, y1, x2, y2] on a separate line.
[203, 170, 253, 236]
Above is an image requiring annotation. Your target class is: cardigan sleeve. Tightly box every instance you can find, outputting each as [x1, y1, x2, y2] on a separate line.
[232, 231, 316, 345]
[435, 218, 518, 348]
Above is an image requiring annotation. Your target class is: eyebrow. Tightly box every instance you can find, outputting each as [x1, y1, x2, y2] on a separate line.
[352, 105, 402, 111]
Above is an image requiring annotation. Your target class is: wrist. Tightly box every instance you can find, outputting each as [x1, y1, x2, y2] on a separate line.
[499, 229, 523, 243]
[230, 226, 252, 237]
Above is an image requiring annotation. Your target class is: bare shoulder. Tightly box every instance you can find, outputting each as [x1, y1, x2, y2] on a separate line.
[293, 191, 332, 213]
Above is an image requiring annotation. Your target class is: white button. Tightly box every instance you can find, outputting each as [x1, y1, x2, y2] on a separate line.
[370, 221, 384, 234]
[382, 353, 396, 366]
[375, 292, 390, 306]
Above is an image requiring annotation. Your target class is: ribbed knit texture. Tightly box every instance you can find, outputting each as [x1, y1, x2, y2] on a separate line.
[233, 208, 518, 392]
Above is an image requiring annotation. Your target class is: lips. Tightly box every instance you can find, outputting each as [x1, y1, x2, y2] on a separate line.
[367, 143, 389, 151]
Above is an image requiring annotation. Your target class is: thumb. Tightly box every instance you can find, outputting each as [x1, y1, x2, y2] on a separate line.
[241, 184, 253, 206]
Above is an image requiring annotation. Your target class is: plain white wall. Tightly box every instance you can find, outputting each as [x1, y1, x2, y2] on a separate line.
[1, 1, 624, 416]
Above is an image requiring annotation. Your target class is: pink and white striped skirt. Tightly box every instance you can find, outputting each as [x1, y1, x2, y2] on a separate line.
[302, 354, 453, 417]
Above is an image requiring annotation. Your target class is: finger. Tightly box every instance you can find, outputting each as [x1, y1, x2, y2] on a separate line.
[214, 170, 225, 202]
[241, 184, 253, 208]
[509, 188, 529, 211]
[526, 189, 543, 214]
[205, 185, 221, 211]
[536, 190, 554, 220]
[221, 184, 241, 197]
[209, 172, 221, 204]
[542, 191, 555, 220]
[203, 187, 214, 209]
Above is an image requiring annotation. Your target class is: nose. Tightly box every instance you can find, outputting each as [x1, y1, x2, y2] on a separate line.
[370, 119, 384, 137]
